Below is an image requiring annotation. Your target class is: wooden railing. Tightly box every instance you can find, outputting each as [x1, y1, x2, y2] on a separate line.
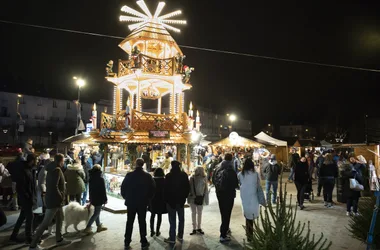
[101, 113, 116, 130]
[118, 54, 184, 77]
[102, 110, 189, 133]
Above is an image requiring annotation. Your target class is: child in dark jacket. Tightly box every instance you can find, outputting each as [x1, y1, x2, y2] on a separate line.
[83, 164, 108, 234]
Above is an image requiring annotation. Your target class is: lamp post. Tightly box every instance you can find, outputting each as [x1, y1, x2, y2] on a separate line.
[73, 77, 85, 135]
[229, 114, 236, 132]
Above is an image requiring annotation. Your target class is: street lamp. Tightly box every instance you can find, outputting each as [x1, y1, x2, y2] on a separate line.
[73, 76, 86, 135]
[229, 114, 236, 132]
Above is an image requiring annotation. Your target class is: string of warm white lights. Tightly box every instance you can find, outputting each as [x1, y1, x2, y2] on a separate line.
[1, 19, 380, 73]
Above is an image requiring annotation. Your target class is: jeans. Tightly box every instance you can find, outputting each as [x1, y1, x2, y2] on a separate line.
[295, 182, 307, 206]
[167, 204, 185, 241]
[82, 183, 88, 205]
[150, 213, 162, 233]
[288, 168, 295, 180]
[265, 181, 278, 204]
[11, 204, 34, 239]
[216, 193, 234, 238]
[86, 205, 102, 228]
[322, 178, 335, 203]
[317, 177, 323, 195]
[347, 198, 359, 213]
[30, 207, 64, 248]
[124, 206, 148, 246]
[190, 203, 203, 230]
[69, 194, 81, 203]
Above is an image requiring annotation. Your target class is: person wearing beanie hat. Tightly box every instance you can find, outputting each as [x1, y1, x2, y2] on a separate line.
[263, 154, 281, 205]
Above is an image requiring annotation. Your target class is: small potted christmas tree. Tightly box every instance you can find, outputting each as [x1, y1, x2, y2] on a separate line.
[244, 176, 332, 250]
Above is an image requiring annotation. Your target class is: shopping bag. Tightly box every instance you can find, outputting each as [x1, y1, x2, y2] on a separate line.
[349, 178, 364, 191]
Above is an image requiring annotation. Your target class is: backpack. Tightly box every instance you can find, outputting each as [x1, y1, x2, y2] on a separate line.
[213, 167, 227, 191]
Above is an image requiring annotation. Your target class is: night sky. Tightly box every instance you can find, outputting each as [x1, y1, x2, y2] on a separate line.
[1, 0, 380, 132]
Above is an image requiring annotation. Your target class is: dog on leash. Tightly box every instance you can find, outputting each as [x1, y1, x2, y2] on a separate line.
[64, 202, 94, 233]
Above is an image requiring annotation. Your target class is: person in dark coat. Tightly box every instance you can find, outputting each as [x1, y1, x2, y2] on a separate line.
[83, 164, 108, 234]
[30, 154, 71, 249]
[9, 154, 37, 244]
[164, 161, 190, 245]
[341, 164, 363, 216]
[319, 153, 338, 208]
[121, 158, 155, 250]
[6, 152, 25, 210]
[148, 167, 167, 237]
[294, 157, 310, 210]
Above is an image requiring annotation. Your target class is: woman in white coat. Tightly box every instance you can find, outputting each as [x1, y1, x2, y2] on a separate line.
[187, 166, 209, 235]
[238, 158, 260, 241]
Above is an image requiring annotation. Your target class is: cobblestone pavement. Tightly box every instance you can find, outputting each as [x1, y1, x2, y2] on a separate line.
[0, 174, 364, 250]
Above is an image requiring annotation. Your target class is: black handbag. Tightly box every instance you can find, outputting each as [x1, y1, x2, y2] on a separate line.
[193, 178, 204, 206]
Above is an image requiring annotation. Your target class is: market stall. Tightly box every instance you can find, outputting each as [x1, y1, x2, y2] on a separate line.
[254, 131, 289, 163]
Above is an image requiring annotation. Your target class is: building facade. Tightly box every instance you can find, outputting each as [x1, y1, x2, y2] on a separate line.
[279, 124, 317, 139]
[197, 107, 252, 142]
[0, 91, 111, 146]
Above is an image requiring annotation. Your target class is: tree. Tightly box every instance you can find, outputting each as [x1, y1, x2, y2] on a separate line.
[244, 177, 332, 250]
[347, 196, 379, 249]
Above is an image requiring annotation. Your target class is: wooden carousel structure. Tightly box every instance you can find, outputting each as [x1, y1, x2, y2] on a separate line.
[89, 0, 196, 168]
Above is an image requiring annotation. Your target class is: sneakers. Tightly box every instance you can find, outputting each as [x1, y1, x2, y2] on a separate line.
[227, 228, 232, 235]
[56, 239, 71, 246]
[324, 202, 328, 207]
[29, 246, 44, 250]
[346, 212, 352, 216]
[190, 230, 197, 235]
[299, 205, 306, 210]
[83, 227, 93, 235]
[354, 212, 360, 216]
[327, 203, 333, 208]
[96, 224, 108, 233]
[151, 231, 155, 237]
[220, 236, 232, 243]
[177, 236, 183, 242]
[156, 231, 161, 237]
[164, 238, 175, 244]
[197, 229, 205, 235]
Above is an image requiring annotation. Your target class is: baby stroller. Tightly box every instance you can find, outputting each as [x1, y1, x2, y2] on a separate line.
[304, 179, 314, 202]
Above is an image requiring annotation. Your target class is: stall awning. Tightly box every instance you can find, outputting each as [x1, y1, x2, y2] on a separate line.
[61, 133, 98, 145]
[254, 132, 288, 147]
[210, 134, 263, 148]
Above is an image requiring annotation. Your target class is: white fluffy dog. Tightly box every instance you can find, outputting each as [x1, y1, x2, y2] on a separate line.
[64, 202, 94, 233]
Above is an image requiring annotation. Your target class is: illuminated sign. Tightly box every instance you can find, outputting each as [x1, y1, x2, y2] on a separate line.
[149, 130, 170, 139]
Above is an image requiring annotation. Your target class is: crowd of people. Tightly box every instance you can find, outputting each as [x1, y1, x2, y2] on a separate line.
[0, 140, 108, 250]
[2, 141, 380, 250]
[287, 147, 377, 215]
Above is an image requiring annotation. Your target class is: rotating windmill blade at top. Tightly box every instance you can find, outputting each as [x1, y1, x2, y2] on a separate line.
[120, 0, 187, 33]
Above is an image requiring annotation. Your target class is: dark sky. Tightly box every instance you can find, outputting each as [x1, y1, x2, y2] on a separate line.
[1, 0, 380, 131]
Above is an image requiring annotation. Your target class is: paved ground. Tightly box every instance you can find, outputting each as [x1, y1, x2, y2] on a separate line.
[0, 174, 364, 250]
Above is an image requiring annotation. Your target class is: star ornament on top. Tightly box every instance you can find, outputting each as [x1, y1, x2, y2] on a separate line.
[120, 0, 186, 33]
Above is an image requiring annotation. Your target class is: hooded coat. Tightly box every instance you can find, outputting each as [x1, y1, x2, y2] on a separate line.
[64, 163, 85, 195]
[88, 168, 107, 206]
[16, 162, 37, 208]
[45, 161, 66, 209]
